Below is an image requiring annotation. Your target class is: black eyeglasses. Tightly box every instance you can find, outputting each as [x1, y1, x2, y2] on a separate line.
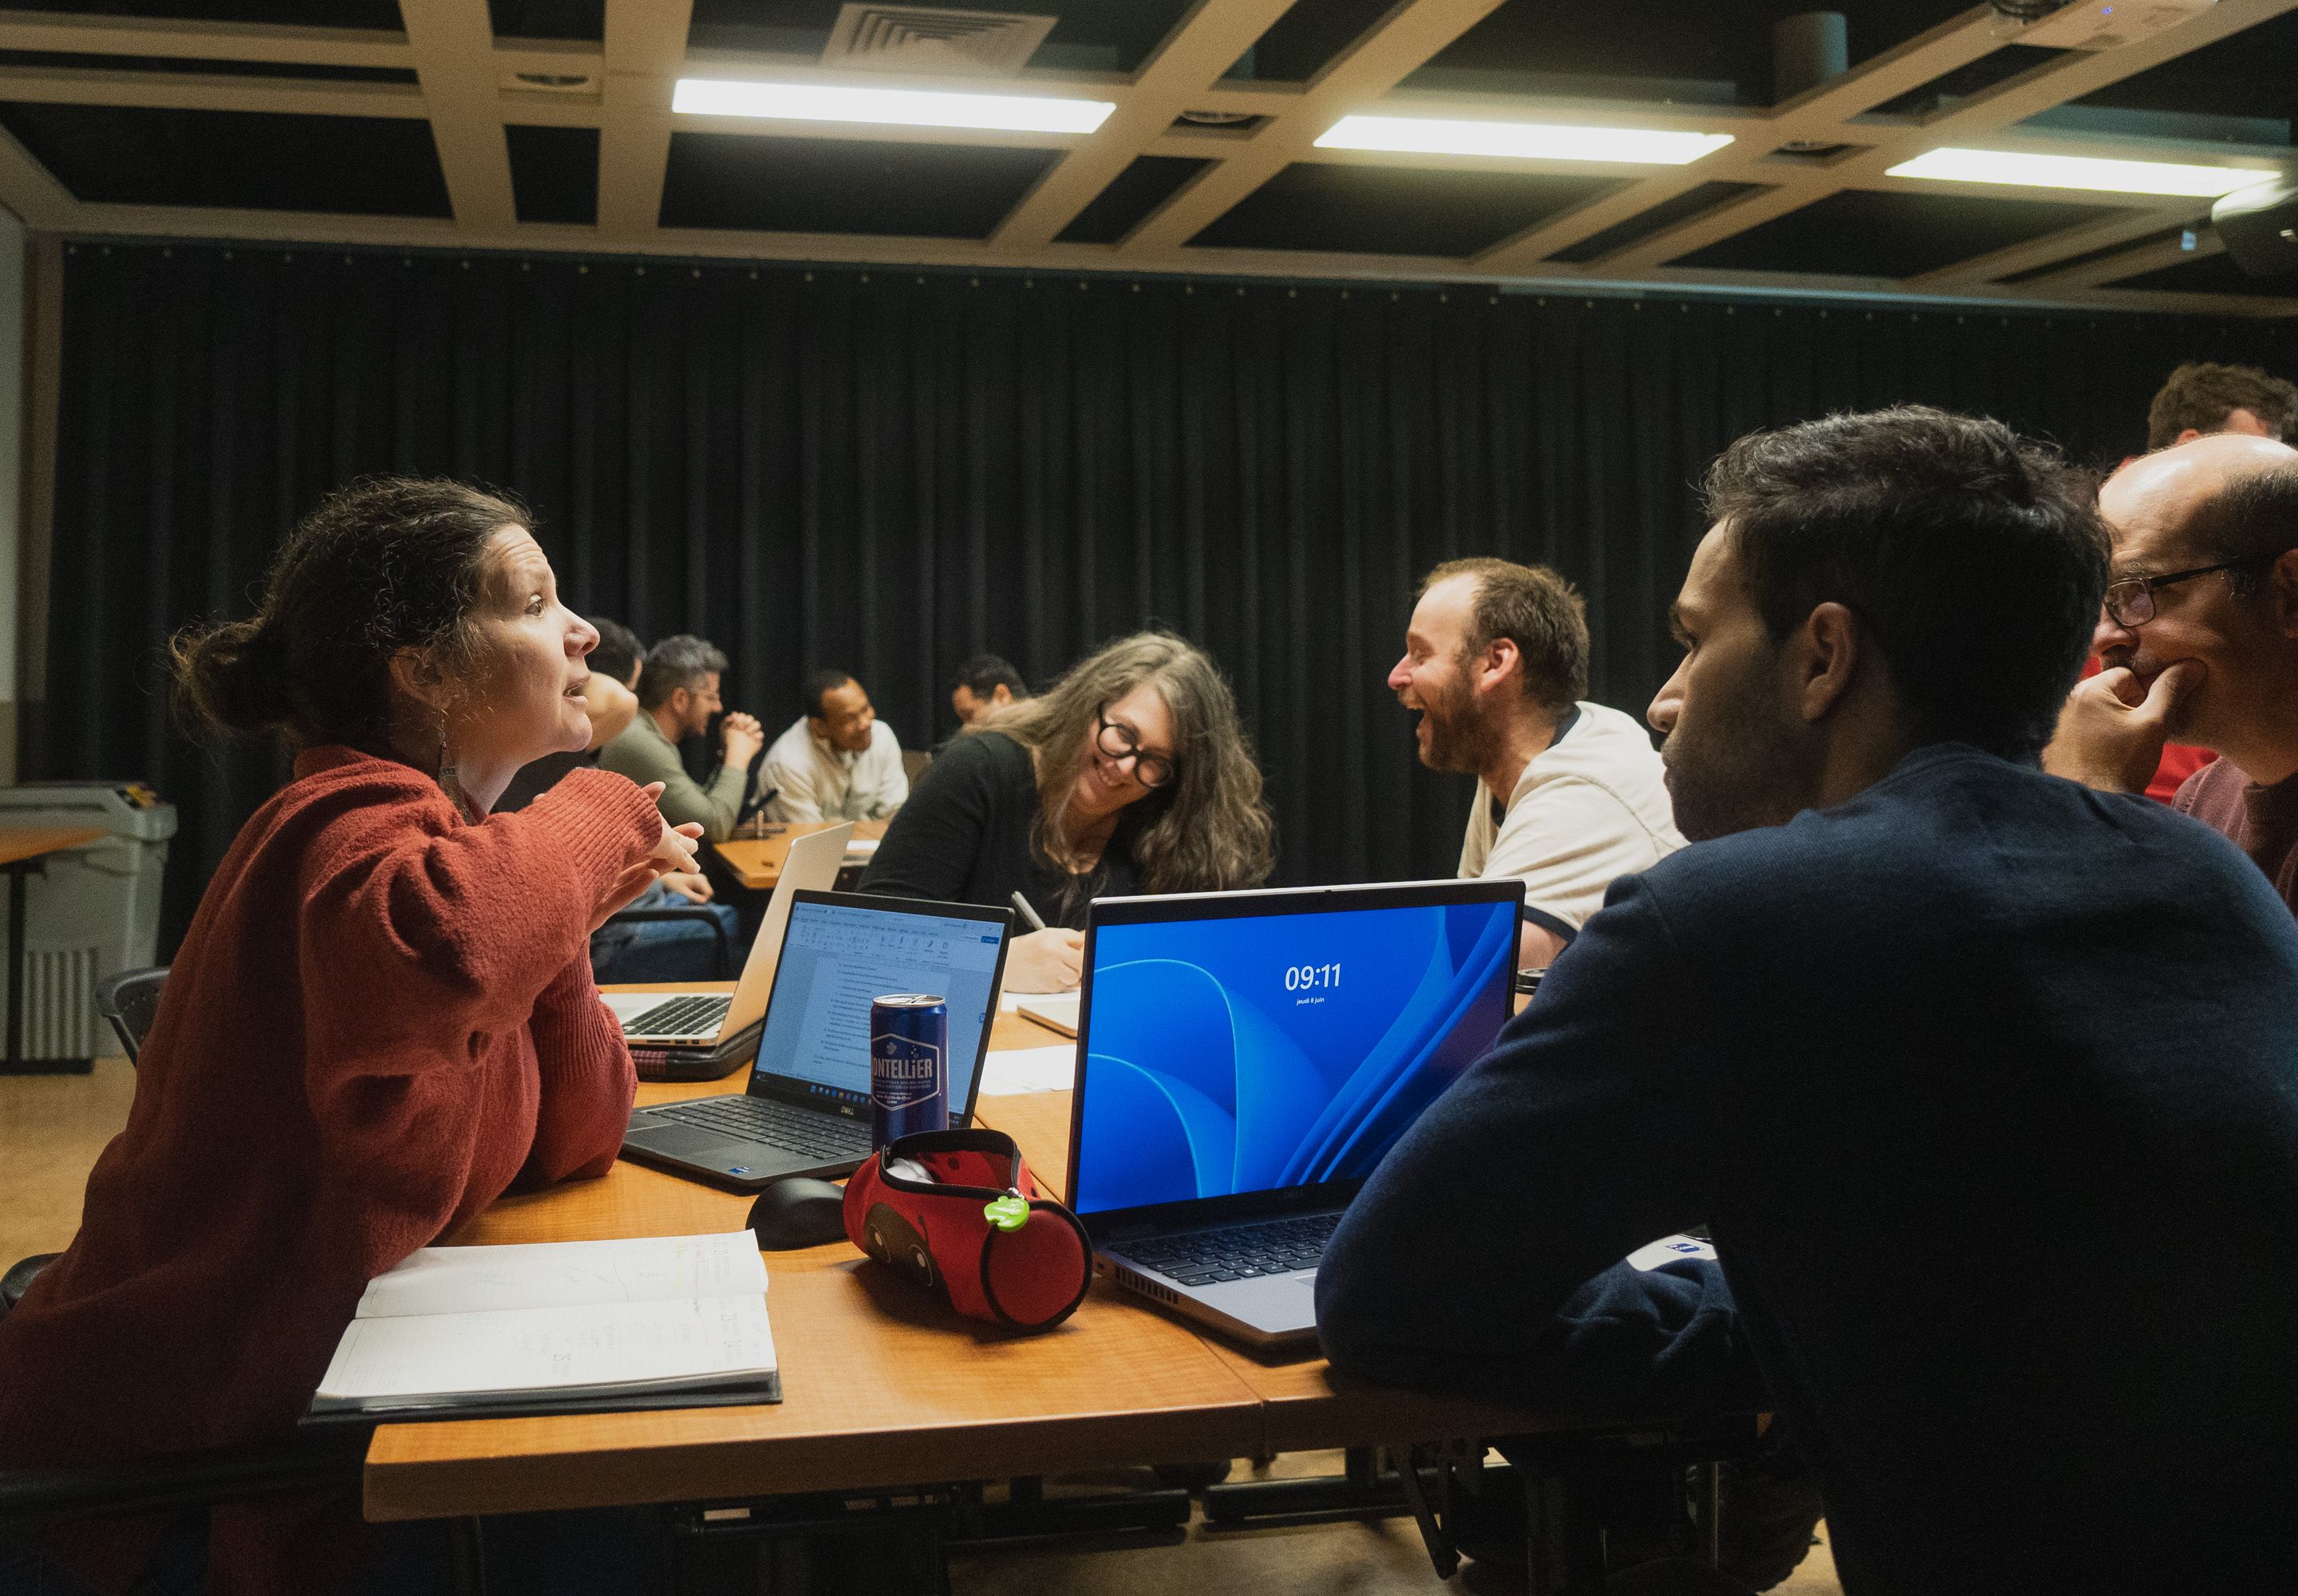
[1095, 710, 1175, 790]
[2103, 558, 2263, 627]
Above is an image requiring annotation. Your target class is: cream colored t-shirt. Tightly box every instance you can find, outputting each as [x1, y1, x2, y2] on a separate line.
[1459, 701, 1685, 941]
[761, 717, 910, 824]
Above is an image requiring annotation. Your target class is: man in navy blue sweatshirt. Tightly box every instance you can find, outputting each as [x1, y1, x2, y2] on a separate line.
[1317, 406, 2298, 1594]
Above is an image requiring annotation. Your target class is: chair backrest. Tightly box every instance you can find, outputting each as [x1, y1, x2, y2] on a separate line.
[902, 748, 932, 784]
[90, 966, 168, 1065]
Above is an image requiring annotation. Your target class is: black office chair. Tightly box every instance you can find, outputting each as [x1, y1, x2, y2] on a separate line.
[91, 965, 168, 1065]
[0, 1429, 372, 1535]
[2, 970, 172, 1325]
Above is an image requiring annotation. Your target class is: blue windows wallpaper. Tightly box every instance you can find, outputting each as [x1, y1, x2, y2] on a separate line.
[1073, 900, 1516, 1215]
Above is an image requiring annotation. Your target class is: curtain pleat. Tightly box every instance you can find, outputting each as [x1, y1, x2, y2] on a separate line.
[30, 241, 2293, 956]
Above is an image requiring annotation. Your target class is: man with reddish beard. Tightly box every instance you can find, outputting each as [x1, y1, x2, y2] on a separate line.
[1389, 558, 1680, 970]
[2044, 433, 2298, 912]
[1322, 409, 2298, 1594]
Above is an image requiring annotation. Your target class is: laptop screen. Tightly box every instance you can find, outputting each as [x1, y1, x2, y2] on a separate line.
[1071, 883, 1522, 1219]
[751, 894, 1008, 1116]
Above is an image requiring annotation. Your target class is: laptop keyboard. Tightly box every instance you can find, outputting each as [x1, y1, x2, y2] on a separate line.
[652, 1094, 873, 1161]
[623, 994, 732, 1039]
[1119, 1212, 1342, 1286]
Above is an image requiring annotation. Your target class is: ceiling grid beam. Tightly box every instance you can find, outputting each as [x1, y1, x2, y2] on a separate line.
[1122, 0, 1514, 255]
[397, 0, 516, 231]
[0, 13, 410, 67]
[2026, 227, 2226, 290]
[1470, 7, 2011, 273]
[1593, 0, 2298, 273]
[0, 65, 424, 118]
[0, 120, 74, 229]
[597, 0, 693, 240]
[1903, 207, 2201, 290]
[989, 0, 1298, 250]
[0, 0, 2276, 314]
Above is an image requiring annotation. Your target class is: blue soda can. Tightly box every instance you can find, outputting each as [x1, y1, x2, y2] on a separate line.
[871, 994, 950, 1147]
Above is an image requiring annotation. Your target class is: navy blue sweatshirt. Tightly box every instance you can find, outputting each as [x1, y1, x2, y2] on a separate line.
[1317, 745, 2298, 1594]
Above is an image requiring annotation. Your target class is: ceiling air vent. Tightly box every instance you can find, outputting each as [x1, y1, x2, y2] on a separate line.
[822, 5, 1058, 77]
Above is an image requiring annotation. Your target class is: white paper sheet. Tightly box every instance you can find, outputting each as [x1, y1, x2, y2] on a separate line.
[997, 985, 1081, 1013]
[354, 1232, 767, 1321]
[317, 1294, 776, 1402]
[978, 1043, 1078, 1096]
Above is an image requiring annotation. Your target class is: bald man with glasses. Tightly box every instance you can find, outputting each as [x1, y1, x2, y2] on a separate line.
[2044, 433, 2298, 911]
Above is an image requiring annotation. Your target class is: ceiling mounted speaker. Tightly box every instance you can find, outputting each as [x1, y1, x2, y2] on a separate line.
[2211, 178, 2298, 279]
[821, 5, 1057, 77]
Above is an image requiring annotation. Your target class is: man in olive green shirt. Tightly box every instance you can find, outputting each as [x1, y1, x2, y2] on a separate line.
[598, 634, 765, 842]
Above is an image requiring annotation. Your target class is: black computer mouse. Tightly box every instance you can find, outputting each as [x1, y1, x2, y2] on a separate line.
[747, 1177, 850, 1250]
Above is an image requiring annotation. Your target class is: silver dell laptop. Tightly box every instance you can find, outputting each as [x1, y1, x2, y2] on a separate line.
[602, 822, 853, 1047]
[1065, 878, 1523, 1347]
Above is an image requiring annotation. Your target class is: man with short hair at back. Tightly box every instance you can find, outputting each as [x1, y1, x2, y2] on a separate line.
[2045, 433, 2298, 914]
[2143, 358, 2296, 451]
[1320, 408, 2298, 1594]
[2080, 361, 2295, 801]
[762, 670, 909, 824]
[950, 654, 1028, 728]
[1389, 557, 1682, 970]
[598, 634, 766, 843]
[516, 622, 739, 981]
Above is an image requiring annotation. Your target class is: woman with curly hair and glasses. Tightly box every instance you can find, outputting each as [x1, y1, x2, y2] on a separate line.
[861, 632, 1275, 992]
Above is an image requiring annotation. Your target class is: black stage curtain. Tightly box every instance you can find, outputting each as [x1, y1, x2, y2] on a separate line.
[30, 241, 2295, 955]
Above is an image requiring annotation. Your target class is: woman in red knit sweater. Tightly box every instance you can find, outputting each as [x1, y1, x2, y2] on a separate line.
[0, 479, 701, 1594]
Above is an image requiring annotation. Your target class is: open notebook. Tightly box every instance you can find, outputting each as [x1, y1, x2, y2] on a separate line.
[306, 1232, 779, 1423]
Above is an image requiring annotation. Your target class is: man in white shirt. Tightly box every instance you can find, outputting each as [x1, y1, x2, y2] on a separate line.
[1389, 557, 1684, 968]
[762, 670, 910, 824]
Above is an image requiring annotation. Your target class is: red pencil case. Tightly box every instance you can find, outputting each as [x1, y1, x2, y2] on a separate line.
[843, 1128, 1093, 1332]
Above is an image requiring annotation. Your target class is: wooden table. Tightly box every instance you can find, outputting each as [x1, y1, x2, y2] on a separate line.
[0, 826, 106, 1073]
[982, 1082, 1580, 1458]
[364, 1009, 1261, 1522]
[714, 820, 889, 892]
[363, 996, 1566, 1523]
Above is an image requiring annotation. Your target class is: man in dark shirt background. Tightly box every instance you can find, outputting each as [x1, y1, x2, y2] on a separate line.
[1317, 408, 2298, 1594]
[950, 653, 1029, 729]
[2046, 433, 2298, 912]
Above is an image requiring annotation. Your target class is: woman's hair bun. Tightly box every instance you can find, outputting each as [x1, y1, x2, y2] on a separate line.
[171, 617, 291, 736]
[171, 477, 527, 751]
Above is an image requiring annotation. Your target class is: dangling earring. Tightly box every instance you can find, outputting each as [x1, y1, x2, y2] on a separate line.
[437, 711, 470, 820]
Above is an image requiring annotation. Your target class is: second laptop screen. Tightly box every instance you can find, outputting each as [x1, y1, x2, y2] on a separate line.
[1072, 898, 1517, 1216]
[755, 899, 1004, 1112]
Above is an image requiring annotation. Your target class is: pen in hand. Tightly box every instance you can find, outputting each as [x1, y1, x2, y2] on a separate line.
[1010, 891, 1048, 933]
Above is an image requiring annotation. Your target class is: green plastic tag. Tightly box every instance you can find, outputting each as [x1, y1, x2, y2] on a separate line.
[983, 1195, 1029, 1231]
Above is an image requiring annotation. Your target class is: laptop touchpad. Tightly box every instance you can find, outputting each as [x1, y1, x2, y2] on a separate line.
[626, 1126, 748, 1160]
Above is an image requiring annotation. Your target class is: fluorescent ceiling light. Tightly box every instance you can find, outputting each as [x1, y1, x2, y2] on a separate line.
[1888, 147, 2275, 198]
[672, 78, 1113, 134]
[1316, 115, 1733, 165]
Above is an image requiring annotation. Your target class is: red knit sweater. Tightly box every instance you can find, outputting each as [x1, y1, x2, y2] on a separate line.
[0, 747, 659, 1592]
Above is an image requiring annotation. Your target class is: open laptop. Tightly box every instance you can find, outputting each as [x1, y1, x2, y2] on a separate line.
[621, 891, 1013, 1191]
[604, 822, 853, 1048]
[1065, 878, 1524, 1347]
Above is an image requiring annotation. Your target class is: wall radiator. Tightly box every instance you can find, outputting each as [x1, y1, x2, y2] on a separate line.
[2, 945, 104, 1059]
